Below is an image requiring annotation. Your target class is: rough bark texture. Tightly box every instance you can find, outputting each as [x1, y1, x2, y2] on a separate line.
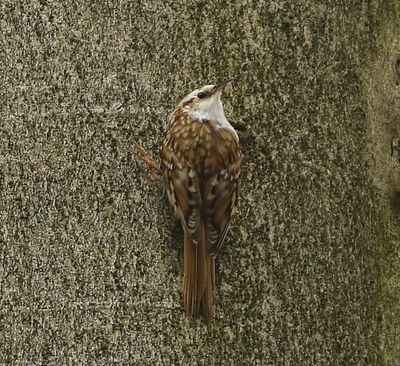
[1, 1, 400, 365]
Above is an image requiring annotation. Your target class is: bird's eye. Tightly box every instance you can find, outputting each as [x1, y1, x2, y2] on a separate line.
[197, 92, 206, 99]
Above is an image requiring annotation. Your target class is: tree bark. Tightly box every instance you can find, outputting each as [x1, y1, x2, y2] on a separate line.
[1, 1, 399, 365]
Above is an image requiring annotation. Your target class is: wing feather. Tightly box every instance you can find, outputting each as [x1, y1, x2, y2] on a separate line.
[162, 115, 241, 255]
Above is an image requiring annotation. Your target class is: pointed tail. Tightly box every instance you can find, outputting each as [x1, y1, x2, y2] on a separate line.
[183, 224, 214, 321]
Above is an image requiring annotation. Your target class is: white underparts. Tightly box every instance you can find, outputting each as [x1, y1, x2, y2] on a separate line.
[185, 92, 239, 141]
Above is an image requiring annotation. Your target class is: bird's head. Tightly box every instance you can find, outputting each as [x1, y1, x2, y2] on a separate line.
[177, 79, 234, 121]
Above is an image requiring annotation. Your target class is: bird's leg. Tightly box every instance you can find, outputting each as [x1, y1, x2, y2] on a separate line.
[133, 143, 163, 182]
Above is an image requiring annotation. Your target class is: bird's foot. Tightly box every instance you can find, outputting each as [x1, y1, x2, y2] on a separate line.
[133, 144, 163, 182]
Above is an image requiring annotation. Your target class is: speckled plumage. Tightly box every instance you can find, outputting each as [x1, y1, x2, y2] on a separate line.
[161, 82, 241, 320]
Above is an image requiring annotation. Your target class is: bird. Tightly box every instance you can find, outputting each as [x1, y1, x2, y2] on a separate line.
[161, 79, 242, 321]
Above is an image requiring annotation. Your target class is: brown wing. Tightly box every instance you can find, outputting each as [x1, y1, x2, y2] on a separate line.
[161, 112, 205, 244]
[162, 113, 241, 252]
[162, 148, 204, 243]
[202, 128, 242, 257]
[205, 174, 240, 257]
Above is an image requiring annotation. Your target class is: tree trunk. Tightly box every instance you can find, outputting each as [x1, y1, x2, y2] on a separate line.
[1, 1, 399, 365]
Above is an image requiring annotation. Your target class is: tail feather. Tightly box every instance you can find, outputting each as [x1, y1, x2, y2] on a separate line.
[183, 223, 214, 320]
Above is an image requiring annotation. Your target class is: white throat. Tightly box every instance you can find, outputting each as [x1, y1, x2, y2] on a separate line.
[186, 94, 238, 140]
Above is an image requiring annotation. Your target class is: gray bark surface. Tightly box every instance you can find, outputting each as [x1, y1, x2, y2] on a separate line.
[1, 1, 400, 365]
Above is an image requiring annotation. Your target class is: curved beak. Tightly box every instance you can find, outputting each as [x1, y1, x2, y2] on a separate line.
[212, 78, 234, 94]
